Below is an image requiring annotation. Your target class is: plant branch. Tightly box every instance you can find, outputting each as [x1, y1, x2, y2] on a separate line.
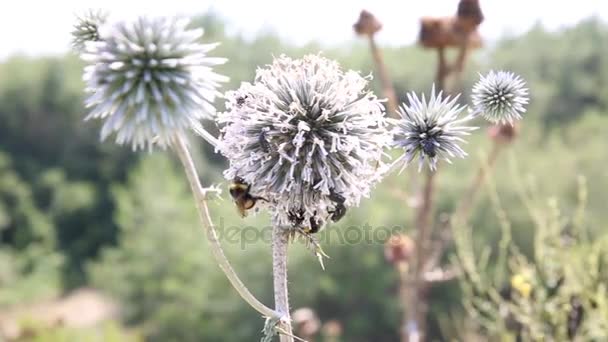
[172, 134, 279, 320]
[272, 225, 294, 342]
[368, 35, 398, 116]
[435, 47, 448, 91]
[454, 141, 502, 223]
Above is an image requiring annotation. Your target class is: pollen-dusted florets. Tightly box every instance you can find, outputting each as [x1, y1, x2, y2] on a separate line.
[81, 16, 228, 150]
[218, 55, 391, 231]
[471, 70, 529, 124]
[392, 86, 477, 172]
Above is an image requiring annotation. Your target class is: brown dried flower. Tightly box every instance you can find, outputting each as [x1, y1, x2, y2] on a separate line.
[353, 10, 382, 36]
[457, 0, 484, 33]
[418, 16, 482, 49]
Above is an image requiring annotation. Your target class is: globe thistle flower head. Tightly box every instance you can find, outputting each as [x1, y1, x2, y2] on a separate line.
[81, 16, 228, 150]
[471, 70, 529, 124]
[71, 9, 108, 53]
[392, 85, 477, 172]
[218, 55, 391, 231]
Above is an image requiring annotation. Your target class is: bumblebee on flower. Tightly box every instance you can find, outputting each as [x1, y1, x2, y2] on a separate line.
[217, 54, 392, 233]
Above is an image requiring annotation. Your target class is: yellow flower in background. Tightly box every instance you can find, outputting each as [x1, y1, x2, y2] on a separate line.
[511, 274, 532, 299]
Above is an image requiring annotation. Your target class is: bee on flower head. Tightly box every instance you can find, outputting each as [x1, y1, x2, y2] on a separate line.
[229, 177, 267, 217]
[236, 94, 248, 107]
[328, 189, 347, 222]
[288, 209, 322, 234]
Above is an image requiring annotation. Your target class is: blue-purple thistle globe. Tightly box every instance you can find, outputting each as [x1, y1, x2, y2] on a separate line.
[471, 70, 529, 124]
[71, 10, 108, 53]
[81, 16, 228, 150]
[392, 86, 477, 172]
[218, 55, 391, 231]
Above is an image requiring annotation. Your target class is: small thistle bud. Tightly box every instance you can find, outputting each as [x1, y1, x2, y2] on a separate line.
[71, 10, 108, 53]
[292, 308, 321, 338]
[384, 234, 415, 265]
[353, 10, 382, 36]
[488, 122, 519, 144]
[218, 55, 391, 231]
[392, 85, 477, 172]
[321, 320, 343, 339]
[471, 71, 529, 125]
[81, 16, 228, 150]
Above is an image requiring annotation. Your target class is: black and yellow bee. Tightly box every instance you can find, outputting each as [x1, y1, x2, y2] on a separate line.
[420, 136, 437, 158]
[307, 216, 322, 233]
[236, 95, 248, 106]
[288, 209, 322, 234]
[328, 189, 347, 222]
[229, 177, 266, 217]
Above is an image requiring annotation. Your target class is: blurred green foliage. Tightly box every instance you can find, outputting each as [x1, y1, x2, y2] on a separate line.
[0, 12, 607, 341]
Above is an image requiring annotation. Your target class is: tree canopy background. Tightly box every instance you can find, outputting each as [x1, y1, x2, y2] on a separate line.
[0, 12, 607, 341]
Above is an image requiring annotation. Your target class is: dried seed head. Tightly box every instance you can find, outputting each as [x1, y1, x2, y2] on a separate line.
[457, 0, 484, 32]
[353, 10, 382, 36]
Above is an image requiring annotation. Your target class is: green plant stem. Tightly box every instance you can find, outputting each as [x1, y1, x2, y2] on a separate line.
[173, 134, 279, 320]
[272, 225, 294, 342]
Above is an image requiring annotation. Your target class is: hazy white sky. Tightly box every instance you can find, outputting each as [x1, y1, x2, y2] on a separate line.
[0, 0, 606, 60]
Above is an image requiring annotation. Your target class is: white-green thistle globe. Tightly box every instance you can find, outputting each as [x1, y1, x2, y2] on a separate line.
[218, 55, 391, 231]
[471, 70, 529, 124]
[81, 16, 228, 150]
[71, 10, 108, 53]
[392, 86, 477, 172]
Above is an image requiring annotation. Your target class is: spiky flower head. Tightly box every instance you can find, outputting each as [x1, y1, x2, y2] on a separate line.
[81, 16, 228, 150]
[218, 55, 391, 231]
[71, 10, 108, 53]
[392, 86, 477, 172]
[471, 70, 529, 124]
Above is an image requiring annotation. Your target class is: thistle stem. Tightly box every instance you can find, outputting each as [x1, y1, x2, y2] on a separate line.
[172, 134, 279, 320]
[410, 169, 436, 342]
[272, 225, 294, 342]
[455, 141, 502, 223]
[368, 35, 398, 116]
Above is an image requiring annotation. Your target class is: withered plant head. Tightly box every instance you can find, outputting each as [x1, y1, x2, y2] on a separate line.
[353, 10, 382, 37]
[419, 16, 482, 49]
[457, 0, 484, 33]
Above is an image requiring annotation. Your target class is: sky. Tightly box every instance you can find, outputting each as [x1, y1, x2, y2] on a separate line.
[0, 0, 606, 60]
